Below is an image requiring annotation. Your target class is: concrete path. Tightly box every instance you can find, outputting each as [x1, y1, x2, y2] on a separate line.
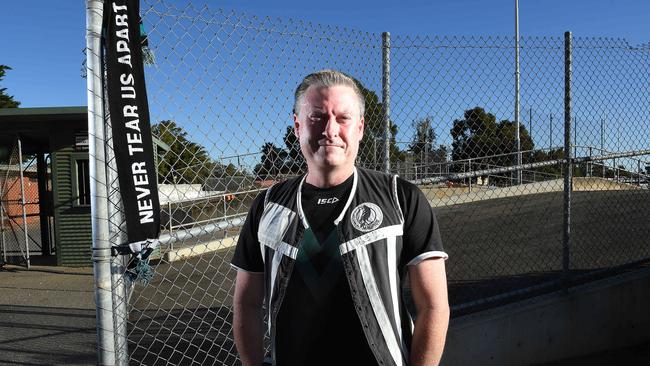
[0, 262, 96, 365]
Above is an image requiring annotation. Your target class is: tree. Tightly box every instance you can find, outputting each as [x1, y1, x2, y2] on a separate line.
[152, 120, 221, 184]
[531, 148, 564, 177]
[450, 107, 535, 185]
[452, 107, 495, 161]
[254, 142, 287, 179]
[283, 125, 305, 174]
[0, 65, 20, 108]
[409, 117, 435, 159]
[225, 163, 238, 176]
[409, 117, 447, 176]
[496, 119, 535, 164]
[451, 107, 533, 168]
[355, 80, 403, 170]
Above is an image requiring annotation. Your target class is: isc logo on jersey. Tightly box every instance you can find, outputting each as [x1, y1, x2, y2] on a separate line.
[317, 197, 340, 205]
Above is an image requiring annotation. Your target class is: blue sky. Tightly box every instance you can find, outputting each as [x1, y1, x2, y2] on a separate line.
[0, 0, 647, 173]
[1, 0, 648, 108]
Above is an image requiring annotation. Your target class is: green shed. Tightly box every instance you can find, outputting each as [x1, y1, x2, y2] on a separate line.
[0, 106, 167, 267]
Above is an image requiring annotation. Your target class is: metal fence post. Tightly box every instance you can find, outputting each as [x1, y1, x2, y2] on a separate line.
[562, 31, 573, 290]
[1, 200, 5, 263]
[111, 261, 129, 366]
[574, 116, 577, 160]
[104, 73, 130, 366]
[529, 107, 533, 143]
[587, 146, 594, 178]
[223, 195, 227, 218]
[86, 0, 116, 364]
[168, 201, 173, 234]
[110, 216, 129, 366]
[108, 178, 129, 366]
[382, 31, 391, 174]
[600, 118, 605, 178]
[17, 137, 30, 269]
[468, 158, 472, 192]
[549, 113, 553, 150]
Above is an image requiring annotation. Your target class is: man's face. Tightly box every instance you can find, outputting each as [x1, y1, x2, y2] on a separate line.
[294, 85, 364, 174]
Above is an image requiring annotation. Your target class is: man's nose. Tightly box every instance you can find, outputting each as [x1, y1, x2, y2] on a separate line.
[322, 115, 339, 138]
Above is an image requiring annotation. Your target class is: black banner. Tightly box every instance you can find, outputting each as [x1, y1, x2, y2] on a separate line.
[103, 0, 160, 245]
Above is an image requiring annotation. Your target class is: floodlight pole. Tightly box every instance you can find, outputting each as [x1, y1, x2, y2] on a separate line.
[514, 0, 522, 185]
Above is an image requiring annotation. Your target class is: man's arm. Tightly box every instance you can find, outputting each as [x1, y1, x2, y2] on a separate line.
[409, 257, 449, 366]
[233, 270, 265, 366]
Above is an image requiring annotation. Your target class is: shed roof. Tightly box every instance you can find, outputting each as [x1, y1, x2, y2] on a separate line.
[0, 106, 170, 153]
[0, 106, 87, 124]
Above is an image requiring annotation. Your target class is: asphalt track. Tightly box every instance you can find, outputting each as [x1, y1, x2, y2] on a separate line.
[438, 189, 650, 307]
[124, 188, 650, 365]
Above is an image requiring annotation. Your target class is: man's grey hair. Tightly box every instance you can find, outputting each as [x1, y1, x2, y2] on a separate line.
[293, 69, 365, 117]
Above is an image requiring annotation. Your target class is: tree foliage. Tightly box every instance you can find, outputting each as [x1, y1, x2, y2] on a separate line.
[152, 120, 225, 184]
[254, 142, 287, 179]
[450, 107, 542, 185]
[283, 125, 305, 174]
[409, 117, 447, 164]
[356, 81, 403, 169]
[0, 65, 21, 108]
[451, 107, 534, 169]
[530, 147, 564, 176]
[407, 117, 447, 177]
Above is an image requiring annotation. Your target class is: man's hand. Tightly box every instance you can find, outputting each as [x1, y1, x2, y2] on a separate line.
[409, 258, 449, 366]
[233, 270, 265, 366]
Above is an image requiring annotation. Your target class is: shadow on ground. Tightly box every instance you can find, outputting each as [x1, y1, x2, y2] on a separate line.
[128, 306, 239, 366]
[0, 305, 96, 365]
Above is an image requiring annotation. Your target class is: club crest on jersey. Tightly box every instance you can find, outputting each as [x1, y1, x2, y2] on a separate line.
[350, 202, 383, 232]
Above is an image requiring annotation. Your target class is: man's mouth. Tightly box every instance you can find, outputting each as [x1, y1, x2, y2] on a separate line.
[318, 141, 344, 148]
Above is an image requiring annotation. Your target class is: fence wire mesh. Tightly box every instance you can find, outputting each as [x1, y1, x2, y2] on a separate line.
[390, 34, 568, 310]
[96, 1, 650, 364]
[0, 137, 41, 268]
[391, 33, 650, 312]
[569, 37, 650, 277]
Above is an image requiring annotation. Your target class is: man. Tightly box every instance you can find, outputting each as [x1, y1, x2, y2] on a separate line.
[231, 70, 449, 366]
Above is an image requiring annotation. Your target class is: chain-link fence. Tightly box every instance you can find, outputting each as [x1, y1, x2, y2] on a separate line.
[390, 33, 650, 314]
[86, 0, 650, 364]
[0, 137, 42, 269]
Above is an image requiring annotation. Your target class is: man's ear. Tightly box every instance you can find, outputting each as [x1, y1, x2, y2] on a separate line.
[293, 114, 300, 138]
[358, 116, 365, 137]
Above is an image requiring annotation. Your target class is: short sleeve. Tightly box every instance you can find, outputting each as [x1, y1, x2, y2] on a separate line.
[396, 177, 448, 266]
[230, 190, 266, 273]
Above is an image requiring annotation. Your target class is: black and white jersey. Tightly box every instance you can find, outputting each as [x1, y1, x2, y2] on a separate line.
[232, 167, 447, 366]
